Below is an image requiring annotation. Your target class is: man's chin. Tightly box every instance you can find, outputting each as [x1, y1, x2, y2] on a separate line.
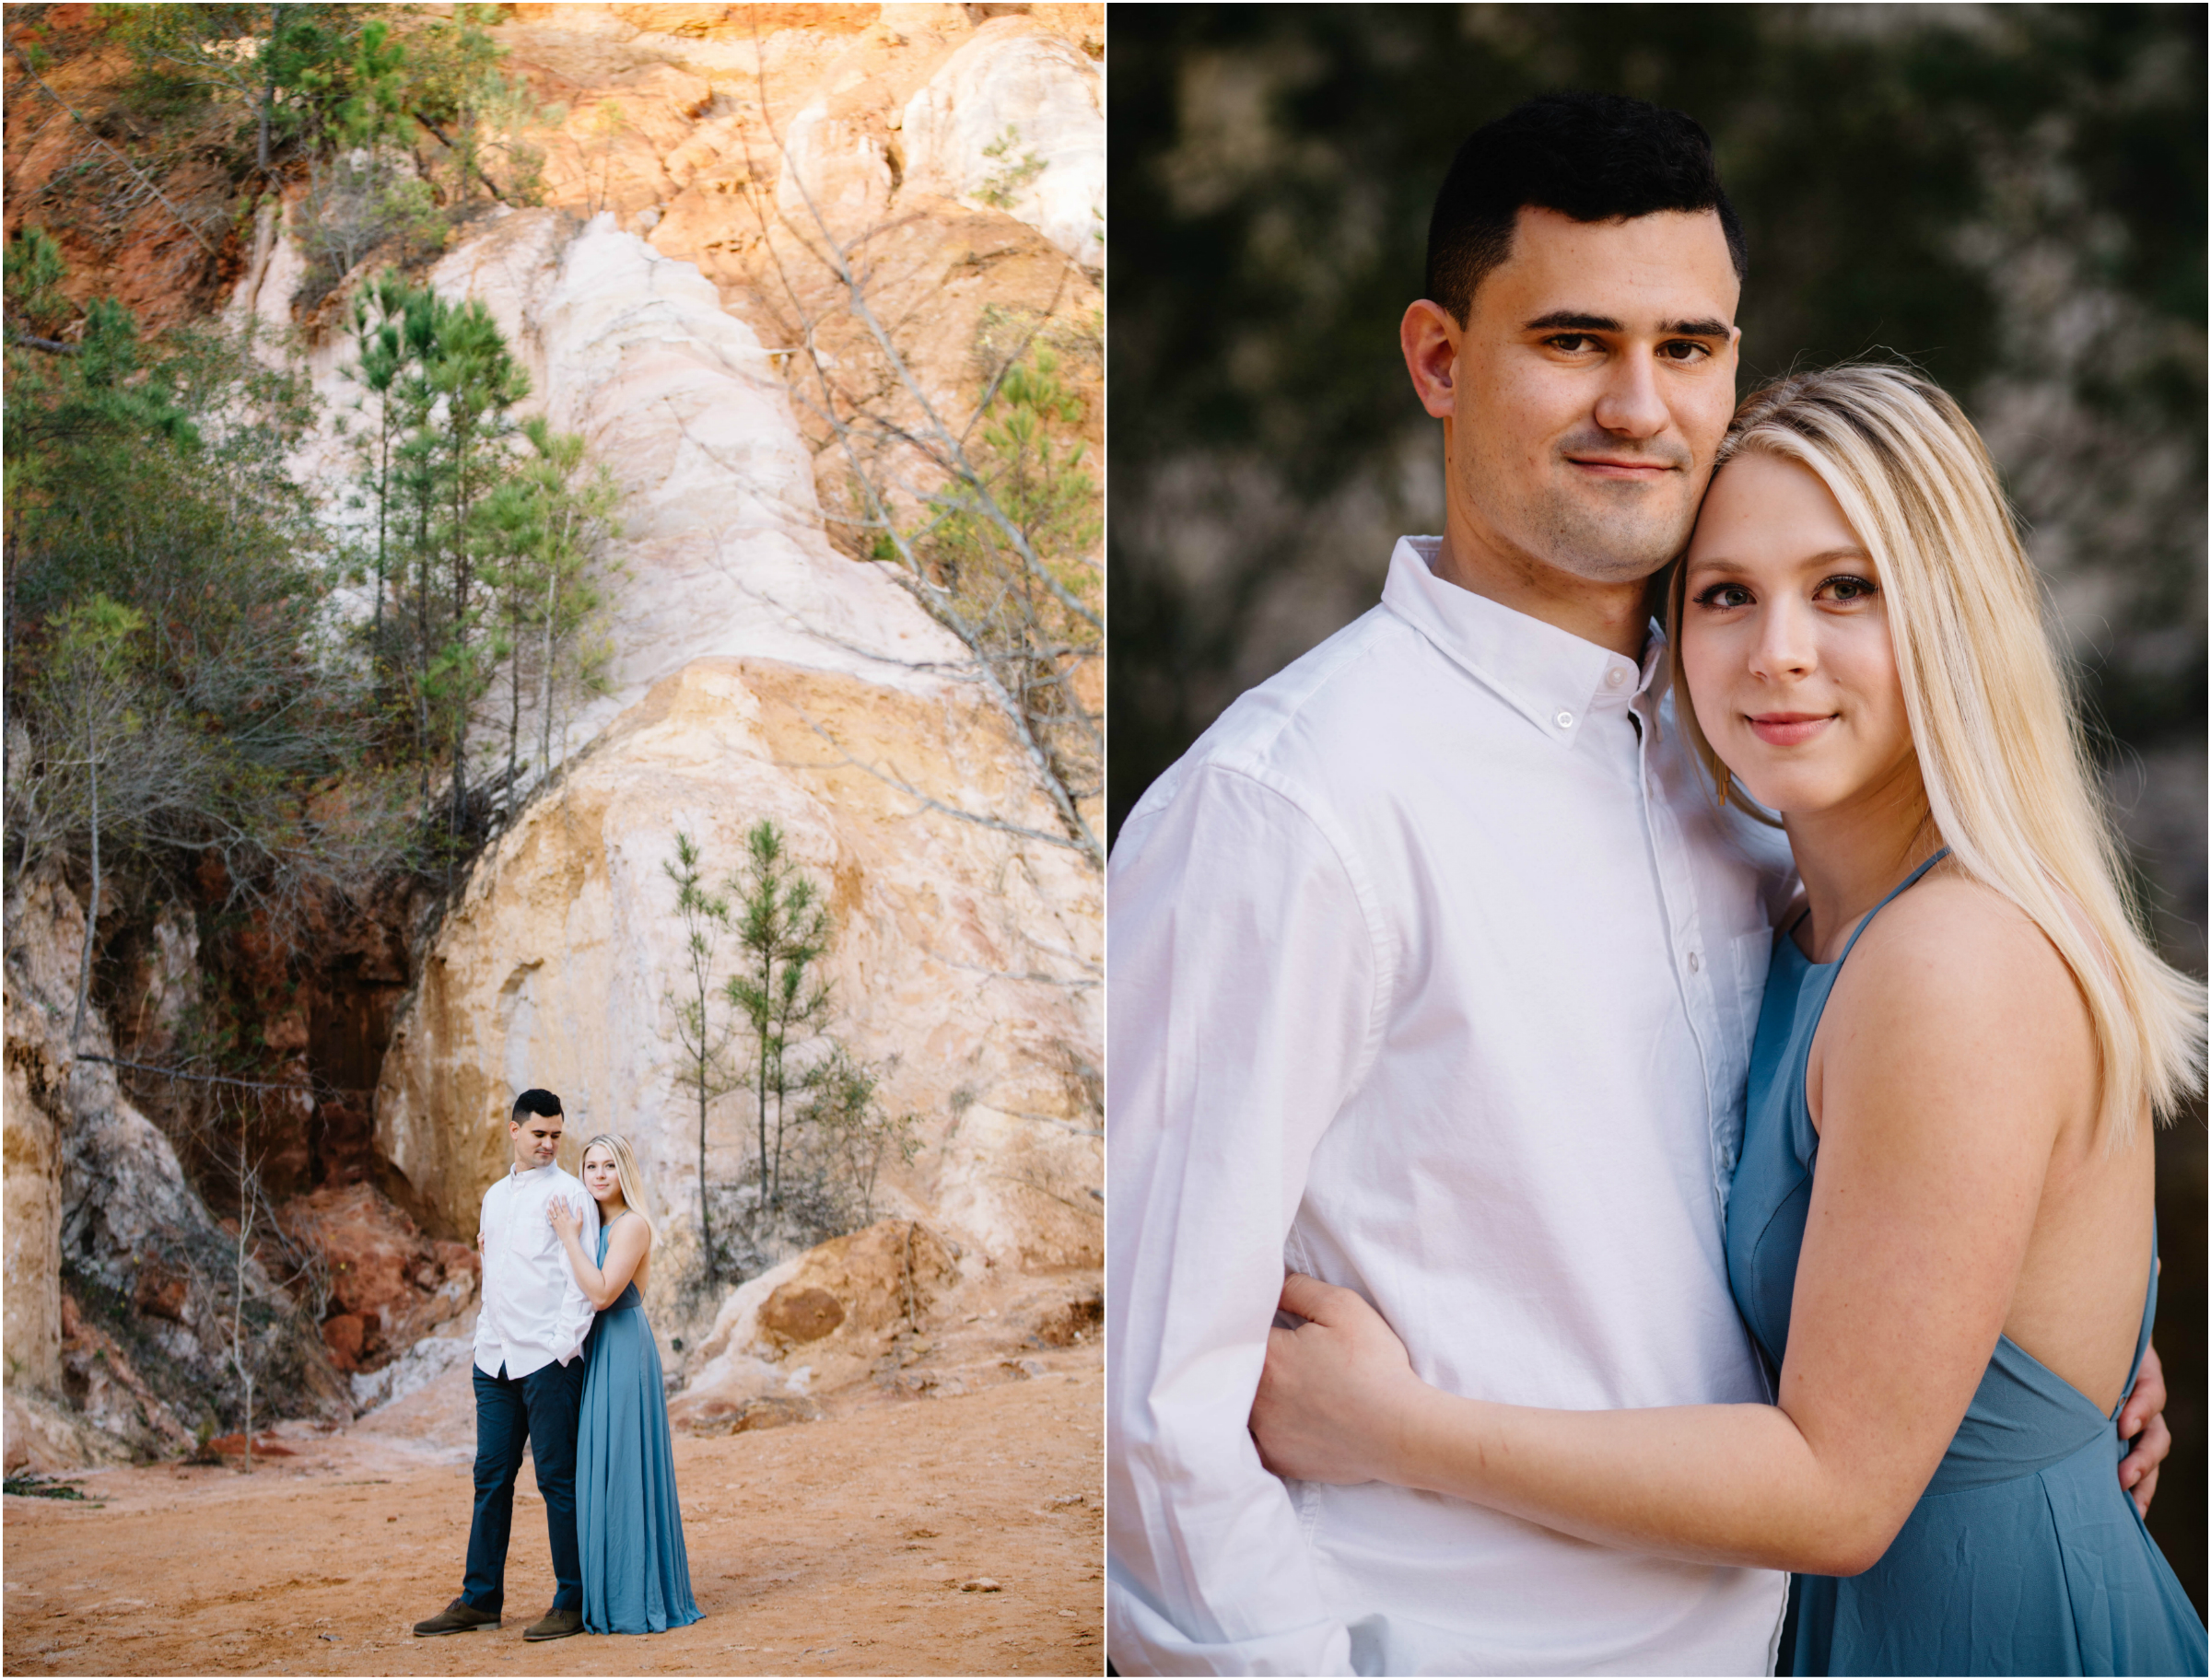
[1519, 501, 1693, 584]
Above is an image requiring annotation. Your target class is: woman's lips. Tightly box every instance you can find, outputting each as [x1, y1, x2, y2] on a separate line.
[1748, 712, 1833, 747]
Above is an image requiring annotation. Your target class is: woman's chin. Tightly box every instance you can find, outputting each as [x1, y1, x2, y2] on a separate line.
[1722, 766, 1827, 821]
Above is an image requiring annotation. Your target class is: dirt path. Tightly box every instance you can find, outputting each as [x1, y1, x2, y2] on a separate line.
[4, 1348, 1102, 1676]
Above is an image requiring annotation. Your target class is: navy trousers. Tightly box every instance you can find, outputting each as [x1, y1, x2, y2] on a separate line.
[462, 1359, 585, 1614]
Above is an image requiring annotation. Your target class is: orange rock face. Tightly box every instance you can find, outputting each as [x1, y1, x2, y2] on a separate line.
[320, 1313, 368, 1371]
[760, 1282, 848, 1342]
[279, 1184, 479, 1371]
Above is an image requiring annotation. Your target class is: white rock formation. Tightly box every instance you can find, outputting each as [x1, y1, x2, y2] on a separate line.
[250, 208, 966, 750]
[351, 1311, 478, 1414]
[210, 10, 1104, 1384]
[427, 210, 965, 737]
[6, 3, 1102, 1468]
[899, 18, 1105, 268]
[775, 95, 897, 232]
[370, 651, 1102, 1331]
[260, 203, 1105, 1321]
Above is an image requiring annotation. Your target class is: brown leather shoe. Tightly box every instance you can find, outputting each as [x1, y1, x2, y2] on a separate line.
[523, 1605, 583, 1641]
[414, 1598, 499, 1637]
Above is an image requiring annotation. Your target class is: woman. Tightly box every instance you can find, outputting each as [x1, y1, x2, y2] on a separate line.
[1250, 366, 2206, 1674]
[549, 1135, 703, 1636]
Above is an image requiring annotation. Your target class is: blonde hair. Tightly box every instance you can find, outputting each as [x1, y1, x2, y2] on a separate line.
[579, 1133, 653, 1230]
[1667, 363, 2205, 1148]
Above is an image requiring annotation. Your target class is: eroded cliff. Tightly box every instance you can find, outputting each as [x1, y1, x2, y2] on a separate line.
[4, 0, 1101, 1464]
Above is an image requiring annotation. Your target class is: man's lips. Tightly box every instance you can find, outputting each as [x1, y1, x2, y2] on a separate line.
[1748, 712, 1834, 747]
[1565, 455, 1676, 480]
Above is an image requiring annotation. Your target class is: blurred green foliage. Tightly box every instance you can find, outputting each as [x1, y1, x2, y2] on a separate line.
[1108, 3, 2205, 837]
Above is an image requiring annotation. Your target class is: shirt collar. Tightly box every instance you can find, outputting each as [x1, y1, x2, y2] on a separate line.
[509, 1161, 557, 1182]
[1379, 536, 1657, 748]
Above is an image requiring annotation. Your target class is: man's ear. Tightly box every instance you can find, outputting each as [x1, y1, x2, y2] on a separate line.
[1401, 299, 1461, 421]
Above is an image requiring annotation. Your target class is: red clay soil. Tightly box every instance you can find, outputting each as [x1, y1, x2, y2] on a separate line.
[2, 1345, 1103, 1677]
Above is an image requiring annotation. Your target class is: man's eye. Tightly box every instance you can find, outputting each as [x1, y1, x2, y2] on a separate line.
[1546, 333, 1596, 353]
[1660, 341, 1712, 363]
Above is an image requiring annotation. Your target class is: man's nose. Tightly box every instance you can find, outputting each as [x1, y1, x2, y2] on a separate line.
[1591, 352, 1668, 440]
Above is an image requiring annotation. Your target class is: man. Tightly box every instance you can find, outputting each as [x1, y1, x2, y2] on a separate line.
[1106, 94, 2168, 1676]
[414, 1088, 599, 1643]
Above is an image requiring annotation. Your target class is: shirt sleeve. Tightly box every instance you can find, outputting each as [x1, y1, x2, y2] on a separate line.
[553, 1178, 601, 1363]
[473, 1181, 502, 1369]
[1106, 763, 1383, 1676]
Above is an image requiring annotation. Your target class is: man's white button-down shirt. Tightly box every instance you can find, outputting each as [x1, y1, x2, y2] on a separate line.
[474, 1161, 599, 1380]
[1107, 538, 1798, 1676]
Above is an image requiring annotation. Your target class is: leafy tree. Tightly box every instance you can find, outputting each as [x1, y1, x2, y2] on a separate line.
[5, 232, 400, 912]
[912, 346, 1101, 817]
[662, 833, 740, 1284]
[397, 3, 533, 205]
[417, 295, 530, 834]
[103, 3, 368, 175]
[724, 821, 832, 1215]
[477, 417, 623, 799]
[2, 224, 71, 346]
[342, 284, 530, 839]
[800, 1045, 920, 1226]
[339, 272, 426, 656]
[35, 594, 149, 1044]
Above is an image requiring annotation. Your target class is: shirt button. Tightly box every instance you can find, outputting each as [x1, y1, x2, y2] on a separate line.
[1687, 950, 1702, 973]
[1556, 710, 1574, 729]
[1606, 666, 1629, 688]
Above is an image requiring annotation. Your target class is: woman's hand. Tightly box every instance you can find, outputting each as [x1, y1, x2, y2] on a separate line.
[1250, 1273, 1423, 1486]
[547, 1196, 583, 1242]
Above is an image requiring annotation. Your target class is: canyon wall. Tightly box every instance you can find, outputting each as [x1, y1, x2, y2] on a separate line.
[330, 5, 1106, 1338]
[4, 1, 1101, 1463]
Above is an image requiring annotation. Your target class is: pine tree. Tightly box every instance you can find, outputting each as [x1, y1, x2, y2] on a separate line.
[725, 822, 832, 1215]
[662, 833, 739, 1283]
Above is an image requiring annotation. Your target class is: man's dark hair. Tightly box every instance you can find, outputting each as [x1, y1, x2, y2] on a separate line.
[512, 1088, 563, 1121]
[1425, 93, 1747, 323]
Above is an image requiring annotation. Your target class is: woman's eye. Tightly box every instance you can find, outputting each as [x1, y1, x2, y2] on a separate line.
[1693, 582, 1753, 609]
[1820, 574, 1879, 602]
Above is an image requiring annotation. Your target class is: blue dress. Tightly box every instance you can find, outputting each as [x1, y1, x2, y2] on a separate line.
[1727, 853, 2206, 1675]
[576, 1216, 703, 1634]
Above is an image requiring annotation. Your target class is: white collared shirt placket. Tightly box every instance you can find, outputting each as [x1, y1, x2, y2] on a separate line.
[1629, 686, 1732, 1238]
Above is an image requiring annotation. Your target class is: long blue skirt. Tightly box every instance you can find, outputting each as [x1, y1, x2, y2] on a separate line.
[575, 1259, 703, 1635]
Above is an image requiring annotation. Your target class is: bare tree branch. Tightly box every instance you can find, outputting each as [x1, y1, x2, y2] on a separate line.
[8, 46, 218, 256]
[793, 710, 1093, 858]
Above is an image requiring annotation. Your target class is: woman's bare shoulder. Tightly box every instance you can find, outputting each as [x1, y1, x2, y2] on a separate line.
[1829, 868, 2092, 1099]
[1852, 868, 2074, 979]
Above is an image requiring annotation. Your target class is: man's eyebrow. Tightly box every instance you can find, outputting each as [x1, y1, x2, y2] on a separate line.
[1523, 311, 1734, 339]
[1524, 310, 1620, 332]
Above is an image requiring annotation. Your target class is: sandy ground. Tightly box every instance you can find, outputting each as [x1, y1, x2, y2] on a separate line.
[3, 1345, 1103, 1677]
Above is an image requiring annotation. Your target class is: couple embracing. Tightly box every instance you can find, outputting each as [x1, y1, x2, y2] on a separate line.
[1108, 95, 2205, 1674]
[414, 1089, 703, 1642]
